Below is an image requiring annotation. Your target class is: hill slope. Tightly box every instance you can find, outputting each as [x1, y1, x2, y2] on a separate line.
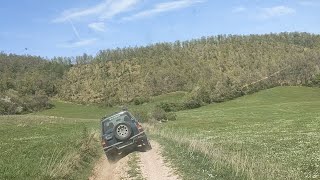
[155, 86, 320, 179]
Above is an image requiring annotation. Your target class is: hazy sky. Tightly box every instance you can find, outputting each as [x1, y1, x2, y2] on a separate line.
[0, 0, 319, 57]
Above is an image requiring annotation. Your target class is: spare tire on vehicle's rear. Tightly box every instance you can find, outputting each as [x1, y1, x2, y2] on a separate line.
[114, 123, 132, 140]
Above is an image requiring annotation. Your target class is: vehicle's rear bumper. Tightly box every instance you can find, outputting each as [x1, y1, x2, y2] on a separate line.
[104, 132, 147, 153]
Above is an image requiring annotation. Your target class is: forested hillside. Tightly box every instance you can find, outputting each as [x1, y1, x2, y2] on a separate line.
[1, 32, 320, 114]
[0, 53, 71, 114]
[59, 32, 320, 105]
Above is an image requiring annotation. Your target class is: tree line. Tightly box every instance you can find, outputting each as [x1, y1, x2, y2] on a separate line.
[0, 53, 71, 114]
[59, 32, 320, 105]
[1, 32, 320, 114]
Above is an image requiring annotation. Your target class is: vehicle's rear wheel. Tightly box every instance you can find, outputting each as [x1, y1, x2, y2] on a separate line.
[142, 138, 152, 151]
[114, 123, 132, 141]
[145, 141, 152, 150]
[106, 151, 117, 162]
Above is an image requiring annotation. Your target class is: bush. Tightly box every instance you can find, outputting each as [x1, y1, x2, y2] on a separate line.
[132, 96, 150, 105]
[21, 95, 51, 113]
[151, 107, 177, 121]
[151, 107, 167, 121]
[0, 90, 52, 115]
[183, 99, 202, 109]
[189, 87, 212, 104]
[132, 109, 150, 123]
[156, 102, 183, 112]
[0, 104, 4, 115]
[156, 99, 203, 113]
[0, 100, 18, 115]
[166, 112, 177, 121]
[310, 74, 320, 87]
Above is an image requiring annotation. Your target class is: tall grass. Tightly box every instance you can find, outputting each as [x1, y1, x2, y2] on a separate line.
[42, 129, 100, 179]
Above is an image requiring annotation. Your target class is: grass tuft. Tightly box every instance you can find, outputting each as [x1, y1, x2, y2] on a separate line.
[127, 152, 145, 180]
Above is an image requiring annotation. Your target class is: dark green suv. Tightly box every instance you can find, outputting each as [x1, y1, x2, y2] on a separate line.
[101, 111, 151, 161]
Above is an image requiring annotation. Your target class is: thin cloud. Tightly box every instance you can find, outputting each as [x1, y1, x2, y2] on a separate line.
[100, 0, 141, 19]
[58, 39, 97, 48]
[232, 6, 247, 13]
[260, 6, 295, 19]
[298, 0, 320, 6]
[53, 0, 140, 23]
[88, 22, 106, 32]
[123, 0, 205, 21]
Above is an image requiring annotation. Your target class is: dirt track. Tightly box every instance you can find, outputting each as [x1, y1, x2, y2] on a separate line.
[89, 154, 130, 180]
[89, 141, 180, 180]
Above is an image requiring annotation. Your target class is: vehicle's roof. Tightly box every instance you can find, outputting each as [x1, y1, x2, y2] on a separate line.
[101, 111, 128, 122]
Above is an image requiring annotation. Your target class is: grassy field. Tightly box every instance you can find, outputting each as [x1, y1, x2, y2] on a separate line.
[2, 87, 319, 179]
[153, 86, 320, 179]
[0, 115, 101, 180]
[0, 91, 186, 180]
[35, 91, 187, 119]
[34, 100, 117, 119]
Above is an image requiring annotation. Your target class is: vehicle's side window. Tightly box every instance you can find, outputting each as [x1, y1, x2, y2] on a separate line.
[103, 120, 114, 132]
[107, 122, 114, 129]
[124, 115, 130, 122]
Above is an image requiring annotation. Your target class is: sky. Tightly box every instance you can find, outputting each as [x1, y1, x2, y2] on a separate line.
[0, 0, 319, 58]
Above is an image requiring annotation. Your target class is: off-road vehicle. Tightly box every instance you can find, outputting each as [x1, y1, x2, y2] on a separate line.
[100, 110, 151, 161]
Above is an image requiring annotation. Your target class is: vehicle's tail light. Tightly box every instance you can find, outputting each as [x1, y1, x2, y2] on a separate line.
[136, 122, 144, 132]
[101, 138, 107, 147]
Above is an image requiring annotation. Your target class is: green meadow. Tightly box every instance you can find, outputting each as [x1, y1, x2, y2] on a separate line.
[155, 86, 320, 179]
[1, 87, 319, 179]
[0, 91, 186, 180]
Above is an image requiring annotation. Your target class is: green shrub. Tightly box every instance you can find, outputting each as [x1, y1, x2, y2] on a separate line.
[183, 99, 202, 109]
[310, 74, 320, 86]
[0, 90, 52, 115]
[21, 95, 51, 113]
[151, 107, 177, 121]
[151, 107, 167, 121]
[132, 109, 150, 123]
[0, 100, 18, 115]
[156, 99, 203, 113]
[132, 96, 150, 105]
[156, 102, 183, 112]
[189, 87, 212, 104]
[0, 104, 4, 115]
[166, 112, 177, 121]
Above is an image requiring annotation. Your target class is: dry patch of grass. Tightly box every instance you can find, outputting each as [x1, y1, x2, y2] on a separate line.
[42, 129, 100, 179]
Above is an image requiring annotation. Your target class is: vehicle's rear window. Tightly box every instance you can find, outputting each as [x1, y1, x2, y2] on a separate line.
[102, 112, 132, 133]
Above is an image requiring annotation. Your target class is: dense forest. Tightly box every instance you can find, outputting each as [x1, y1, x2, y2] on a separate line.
[1, 32, 320, 114]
